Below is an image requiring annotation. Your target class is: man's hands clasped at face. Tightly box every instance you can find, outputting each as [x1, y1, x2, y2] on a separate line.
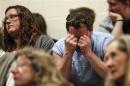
[65, 26, 92, 56]
[78, 35, 92, 56]
[65, 33, 77, 54]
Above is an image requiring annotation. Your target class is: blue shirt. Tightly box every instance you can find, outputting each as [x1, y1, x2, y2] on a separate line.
[52, 32, 113, 86]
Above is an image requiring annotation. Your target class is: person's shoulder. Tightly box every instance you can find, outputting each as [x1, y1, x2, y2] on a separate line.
[101, 16, 112, 24]
[37, 35, 55, 44]
[52, 38, 65, 55]
[55, 38, 65, 44]
[40, 35, 53, 41]
[52, 38, 65, 49]
[93, 31, 112, 37]
[1, 52, 14, 58]
[92, 32, 113, 44]
[92, 32, 113, 56]
[99, 16, 113, 28]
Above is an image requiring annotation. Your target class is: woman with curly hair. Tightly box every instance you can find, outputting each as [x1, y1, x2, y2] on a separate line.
[0, 5, 54, 86]
[3, 5, 54, 52]
[11, 47, 72, 86]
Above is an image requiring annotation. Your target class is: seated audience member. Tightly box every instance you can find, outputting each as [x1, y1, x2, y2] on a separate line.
[11, 47, 73, 86]
[98, 0, 130, 37]
[2, 5, 54, 52]
[0, 5, 54, 86]
[52, 7, 113, 86]
[104, 35, 130, 86]
[33, 13, 57, 43]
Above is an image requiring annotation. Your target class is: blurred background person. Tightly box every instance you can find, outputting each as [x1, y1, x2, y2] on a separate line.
[98, 0, 130, 37]
[11, 47, 72, 86]
[33, 13, 57, 43]
[104, 35, 130, 86]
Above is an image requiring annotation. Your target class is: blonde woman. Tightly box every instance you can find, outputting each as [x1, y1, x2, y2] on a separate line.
[11, 47, 72, 86]
[104, 35, 130, 86]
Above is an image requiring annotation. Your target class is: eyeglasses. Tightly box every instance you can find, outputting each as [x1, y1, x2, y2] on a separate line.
[4, 14, 18, 24]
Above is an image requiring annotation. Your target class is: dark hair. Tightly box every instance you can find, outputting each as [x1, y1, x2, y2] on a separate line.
[118, 0, 129, 2]
[0, 27, 4, 49]
[33, 13, 47, 35]
[33, 13, 58, 43]
[117, 0, 130, 5]
[66, 7, 95, 31]
[3, 5, 42, 52]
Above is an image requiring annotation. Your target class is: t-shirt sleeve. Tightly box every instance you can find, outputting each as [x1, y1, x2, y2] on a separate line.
[52, 38, 64, 57]
[101, 34, 113, 60]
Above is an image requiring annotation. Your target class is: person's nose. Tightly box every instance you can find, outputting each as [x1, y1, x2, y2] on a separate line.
[105, 58, 114, 69]
[11, 66, 18, 76]
[5, 18, 12, 25]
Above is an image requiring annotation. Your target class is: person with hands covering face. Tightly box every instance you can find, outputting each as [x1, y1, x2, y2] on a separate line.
[52, 7, 113, 86]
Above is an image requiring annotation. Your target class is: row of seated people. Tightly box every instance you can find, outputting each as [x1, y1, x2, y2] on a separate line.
[1, 0, 130, 85]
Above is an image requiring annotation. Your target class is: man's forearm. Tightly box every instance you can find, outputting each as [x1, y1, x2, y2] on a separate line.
[60, 51, 73, 81]
[84, 52, 108, 79]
